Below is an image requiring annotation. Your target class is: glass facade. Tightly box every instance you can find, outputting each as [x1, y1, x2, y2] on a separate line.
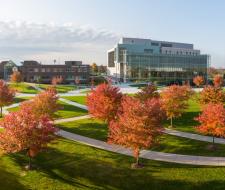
[123, 52, 209, 84]
[108, 38, 209, 85]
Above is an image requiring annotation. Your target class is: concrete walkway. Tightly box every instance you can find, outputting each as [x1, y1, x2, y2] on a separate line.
[3, 94, 225, 166]
[58, 130, 225, 166]
[164, 128, 225, 145]
[59, 97, 88, 110]
[2, 103, 20, 115]
[54, 115, 91, 124]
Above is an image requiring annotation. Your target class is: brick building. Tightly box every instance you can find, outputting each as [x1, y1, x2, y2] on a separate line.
[19, 60, 90, 84]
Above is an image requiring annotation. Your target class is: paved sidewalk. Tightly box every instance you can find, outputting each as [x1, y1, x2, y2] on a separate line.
[2, 103, 20, 115]
[54, 115, 91, 124]
[164, 128, 225, 144]
[58, 129, 225, 166]
[59, 97, 88, 110]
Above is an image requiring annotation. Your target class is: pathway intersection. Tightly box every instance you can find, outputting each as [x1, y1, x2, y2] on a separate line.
[2, 85, 225, 166]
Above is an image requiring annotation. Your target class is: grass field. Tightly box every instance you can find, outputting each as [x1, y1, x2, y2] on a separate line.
[7, 100, 87, 119]
[38, 84, 77, 93]
[9, 83, 38, 94]
[58, 118, 225, 157]
[1, 138, 225, 190]
[13, 97, 32, 103]
[62, 96, 87, 105]
[164, 96, 201, 133]
[54, 101, 87, 119]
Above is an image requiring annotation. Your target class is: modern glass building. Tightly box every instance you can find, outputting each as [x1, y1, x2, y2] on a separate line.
[107, 38, 210, 84]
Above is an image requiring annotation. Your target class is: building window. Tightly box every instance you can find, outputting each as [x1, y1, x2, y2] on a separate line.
[34, 68, 39, 72]
[151, 42, 159, 46]
[144, 49, 153, 53]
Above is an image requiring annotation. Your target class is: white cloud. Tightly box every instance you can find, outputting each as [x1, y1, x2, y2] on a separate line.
[0, 21, 120, 65]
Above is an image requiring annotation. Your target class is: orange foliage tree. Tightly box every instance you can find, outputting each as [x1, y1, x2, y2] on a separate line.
[52, 76, 63, 85]
[87, 83, 123, 124]
[199, 86, 225, 106]
[20, 87, 59, 119]
[213, 74, 224, 88]
[195, 103, 225, 146]
[161, 85, 193, 127]
[109, 96, 164, 167]
[135, 84, 159, 102]
[10, 71, 22, 83]
[0, 106, 58, 169]
[193, 76, 204, 87]
[0, 80, 15, 117]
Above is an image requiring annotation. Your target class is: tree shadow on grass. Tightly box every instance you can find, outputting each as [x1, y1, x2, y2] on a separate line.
[164, 111, 200, 133]
[58, 119, 108, 141]
[9, 139, 225, 190]
[54, 103, 87, 119]
[0, 167, 26, 190]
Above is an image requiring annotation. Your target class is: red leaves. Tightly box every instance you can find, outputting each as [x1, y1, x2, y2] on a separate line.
[10, 71, 22, 83]
[87, 83, 122, 123]
[161, 85, 193, 122]
[20, 87, 60, 119]
[213, 75, 224, 88]
[193, 76, 204, 87]
[108, 96, 165, 160]
[52, 76, 63, 85]
[135, 84, 159, 102]
[199, 86, 225, 106]
[0, 105, 58, 156]
[195, 103, 225, 138]
[0, 80, 15, 116]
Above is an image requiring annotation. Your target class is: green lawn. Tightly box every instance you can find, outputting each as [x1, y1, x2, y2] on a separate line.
[61, 96, 87, 105]
[38, 84, 77, 93]
[1, 138, 225, 190]
[7, 106, 20, 112]
[58, 118, 225, 157]
[58, 118, 107, 141]
[7, 100, 87, 119]
[163, 96, 201, 133]
[13, 97, 32, 104]
[9, 83, 38, 94]
[53, 101, 87, 119]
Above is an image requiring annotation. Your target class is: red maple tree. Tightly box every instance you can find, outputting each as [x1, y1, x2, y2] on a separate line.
[20, 87, 59, 119]
[109, 96, 164, 168]
[0, 106, 58, 169]
[213, 74, 224, 88]
[87, 83, 123, 123]
[135, 84, 159, 102]
[10, 71, 22, 84]
[193, 76, 204, 87]
[161, 85, 193, 127]
[52, 76, 63, 86]
[0, 80, 15, 117]
[195, 103, 225, 146]
[199, 85, 225, 106]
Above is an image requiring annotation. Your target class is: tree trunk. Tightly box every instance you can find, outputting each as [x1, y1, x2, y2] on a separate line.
[26, 149, 32, 170]
[29, 156, 31, 169]
[170, 117, 173, 128]
[0, 106, 2, 117]
[136, 155, 139, 166]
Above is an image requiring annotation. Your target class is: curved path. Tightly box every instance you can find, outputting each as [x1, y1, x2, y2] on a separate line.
[58, 130, 225, 166]
[3, 91, 225, 166]
[164, 128, 225, 145]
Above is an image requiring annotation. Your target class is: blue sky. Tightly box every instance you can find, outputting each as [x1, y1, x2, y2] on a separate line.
[0, 0, 224, 67]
